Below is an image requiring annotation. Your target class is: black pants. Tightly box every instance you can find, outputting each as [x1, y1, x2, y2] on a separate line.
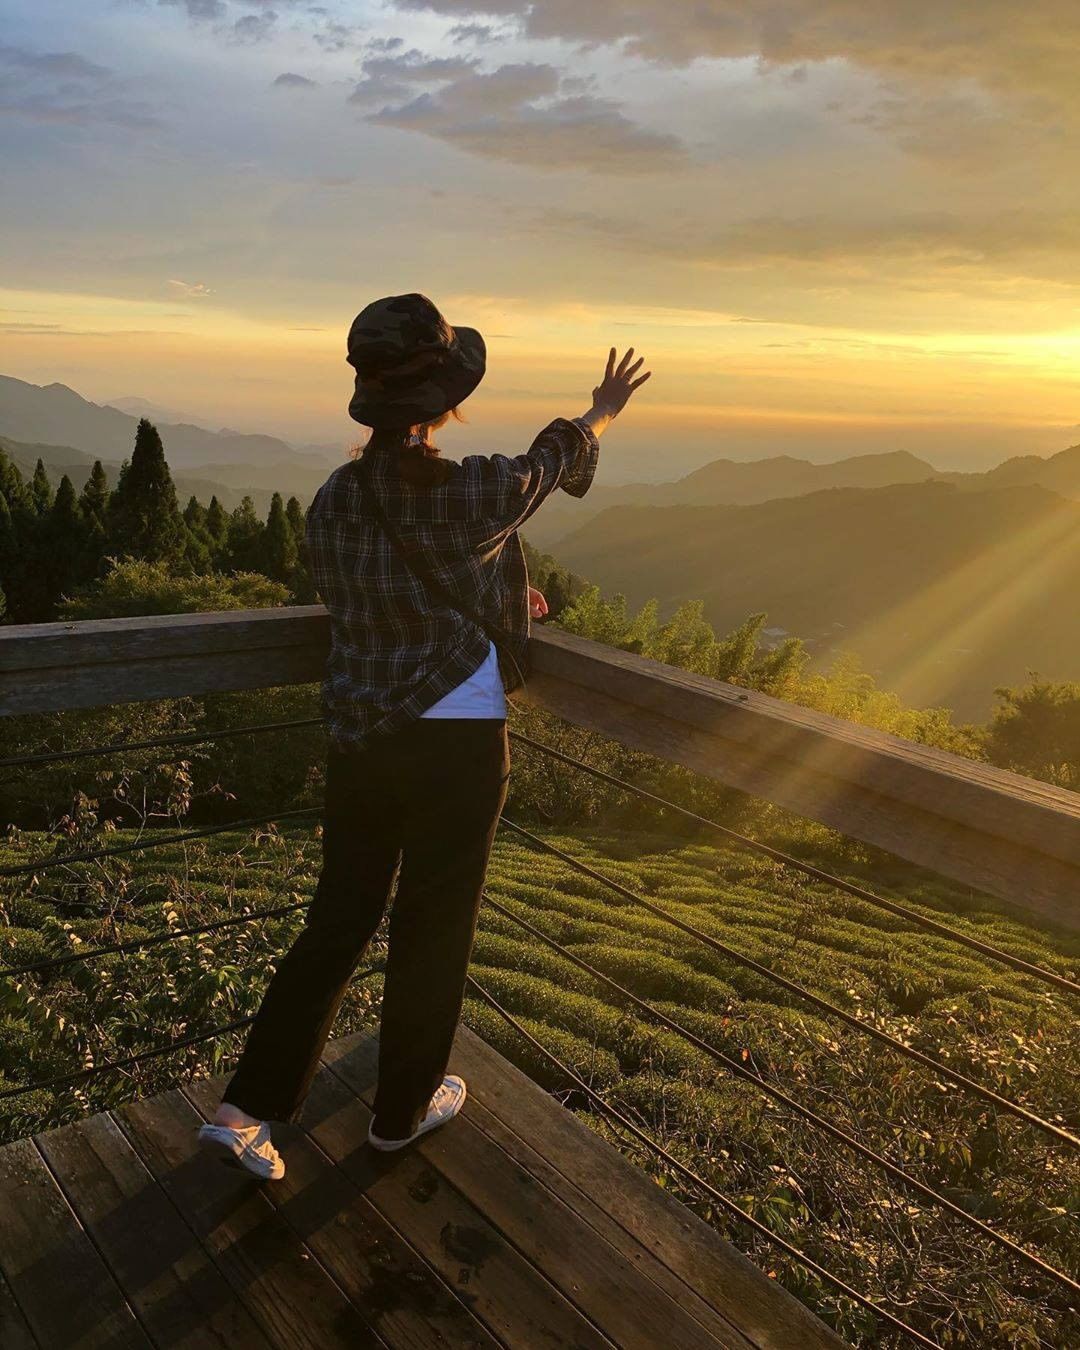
[223, 718, 510, 1139]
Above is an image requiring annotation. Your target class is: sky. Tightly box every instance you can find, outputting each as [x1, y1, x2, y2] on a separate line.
[1, 0, 1079, 478]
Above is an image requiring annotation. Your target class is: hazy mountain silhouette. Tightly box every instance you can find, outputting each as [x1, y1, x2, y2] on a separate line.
[525, 448, 941, 546]
[0, 374, 338, 475]
[552, 480, 1080, 719]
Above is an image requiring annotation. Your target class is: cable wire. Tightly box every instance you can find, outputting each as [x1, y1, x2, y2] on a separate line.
[498, 816, 1079, 1151]
[479, 890, 1079, 1296]
[465, 972, 941, 1350]
[0, 1016, 254, 1102]
[0, 808, 321, 882]
[0, 717, 323, 772]
[0, 898, 311, 982]
[509, 730, 1080, 999]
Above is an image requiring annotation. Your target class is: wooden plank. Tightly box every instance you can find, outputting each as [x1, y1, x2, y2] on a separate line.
[323, 1033, 736, 1350]
[452, 1027, 848, 1350]
[182, 1076, 500, 1350]
[0, 1267, 38, 1350]
[304, 1043, 617, 1350]
[461, 1090, 756, 1350]
[35, 1112, 271, 1350]
[0, 1136, 150, 1349]
[114, 1090, 384, 1350]
[0, 607, 328, 715]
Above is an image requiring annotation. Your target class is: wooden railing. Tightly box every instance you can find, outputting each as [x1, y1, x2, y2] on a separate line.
[2, 606, 1077, 932]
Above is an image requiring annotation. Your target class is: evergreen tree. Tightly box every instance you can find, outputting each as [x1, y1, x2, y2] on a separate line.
[183, 495, 207, 531]
[205, 495, 229, 569]
[31, 459, 53, 515]
[543, 567, 568, 620]
[262, 492, 299, 584]
[44, 475, 87, 612]
[285, 495, 305, 548]
[226, 495, 265, 573]
[0, 493, 16, 619]
[79, 460, 110, 526]
[107, 419, 185, 563]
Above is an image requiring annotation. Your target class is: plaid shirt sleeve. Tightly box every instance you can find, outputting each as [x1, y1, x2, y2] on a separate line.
[456, 416, 600, 540]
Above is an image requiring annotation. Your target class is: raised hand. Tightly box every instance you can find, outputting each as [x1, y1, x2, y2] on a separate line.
[591, 347, 651, 418]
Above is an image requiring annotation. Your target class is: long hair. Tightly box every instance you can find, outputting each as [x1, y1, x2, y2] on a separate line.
[353, 408, 465, 490]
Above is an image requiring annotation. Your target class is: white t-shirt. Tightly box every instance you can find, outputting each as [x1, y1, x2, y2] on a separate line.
[420, 640, 507, 719]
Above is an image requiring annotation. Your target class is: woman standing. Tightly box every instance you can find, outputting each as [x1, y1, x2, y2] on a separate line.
[199, 294, 650, 1179]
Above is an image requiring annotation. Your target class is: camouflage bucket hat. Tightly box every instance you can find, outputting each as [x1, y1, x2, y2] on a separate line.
[346, 293, 486, 429]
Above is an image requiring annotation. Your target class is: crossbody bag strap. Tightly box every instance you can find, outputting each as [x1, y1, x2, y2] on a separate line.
[355, 456, 527, 691]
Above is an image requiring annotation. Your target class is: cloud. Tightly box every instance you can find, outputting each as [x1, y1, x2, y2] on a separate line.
[231, 10, 278, 43]
[157, 0, 228, 19]
[0, 43, 160, 130]
[448, 22, 497, 44]
[353, 57, 684, 172]
[166, 279, 213, 298]
[273, 71, 317, 89]
[393, 1, 1080, 146]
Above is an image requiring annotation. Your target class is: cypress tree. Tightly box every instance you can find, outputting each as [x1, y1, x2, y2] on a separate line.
[46, 475, 87, 610]
[285, 495, 305, 547]
[226, 495, 266, 573]
[79, 460, 110, 526]
[108, 419, 185, 563]
[31, 459, 53, 515]
[183, 495, 207, 530]
[205, 495, 229, 569]
[262, 492, 299, 583]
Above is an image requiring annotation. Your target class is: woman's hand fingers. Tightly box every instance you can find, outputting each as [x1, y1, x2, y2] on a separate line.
[605, 347, 616, 381]
[616, 347, 635, 378]
[630, 370, 652, 391]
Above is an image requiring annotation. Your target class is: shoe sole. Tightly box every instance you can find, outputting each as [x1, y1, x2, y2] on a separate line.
[197, 1129, 284, 1182]
[369, 1080, 467, 1152]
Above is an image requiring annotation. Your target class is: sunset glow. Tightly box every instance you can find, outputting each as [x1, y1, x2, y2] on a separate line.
[2, 1, 1078, 475]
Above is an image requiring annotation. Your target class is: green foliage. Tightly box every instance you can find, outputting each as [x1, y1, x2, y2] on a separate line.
[107, 419, 186, 564]
[986, 676, 1080, 788]
[558, 586, 981, 754]
[60, 558, 290, 619]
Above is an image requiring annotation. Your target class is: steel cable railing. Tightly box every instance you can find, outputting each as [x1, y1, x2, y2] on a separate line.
[465, 972, 942, 1350]
[0, 898, 311, 982]
[0, 807, 322, 883]
[0, 1016, 255, 1103]
[509, 730, 1080, 999]
[497, 816, 1080, 1151]
[478, 889, 1080, 1297]
[0, 716, 324, 773]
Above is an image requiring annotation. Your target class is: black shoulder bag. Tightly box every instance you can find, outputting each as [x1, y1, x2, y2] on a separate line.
[354, 455, 528, 694]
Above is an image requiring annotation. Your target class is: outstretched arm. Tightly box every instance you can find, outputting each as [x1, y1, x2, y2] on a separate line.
[457, 346, 652, 534]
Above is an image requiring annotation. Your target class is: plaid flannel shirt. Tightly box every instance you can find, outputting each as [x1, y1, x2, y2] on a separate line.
[306, 416, 600, 745]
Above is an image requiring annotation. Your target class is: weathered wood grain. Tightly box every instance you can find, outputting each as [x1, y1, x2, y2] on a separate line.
[0, 1136, 150, 1348]
[36, 1112, 271, 1350]
[182, 1076, 500, 1350]
[114, 1089, 383, 1349]
[326, 1032, 748, 1350]
[452, 1025, 846, 1350]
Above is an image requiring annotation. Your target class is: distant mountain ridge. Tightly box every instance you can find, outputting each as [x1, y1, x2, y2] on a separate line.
[554, 479, 1080, 719]
[0, 374, 338, 474]
[524, 440, 1080, 548]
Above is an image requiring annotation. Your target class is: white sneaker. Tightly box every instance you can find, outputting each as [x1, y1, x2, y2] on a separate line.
[368, 1075, 467, 1152]
[197, 1120, 285, 1181]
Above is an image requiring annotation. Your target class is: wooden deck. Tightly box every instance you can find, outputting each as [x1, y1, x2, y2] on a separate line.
[0, 1026, 845, 1350]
